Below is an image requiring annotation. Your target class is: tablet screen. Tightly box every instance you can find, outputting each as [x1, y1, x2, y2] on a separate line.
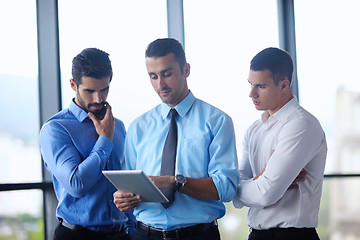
[103, 170, 169, 203]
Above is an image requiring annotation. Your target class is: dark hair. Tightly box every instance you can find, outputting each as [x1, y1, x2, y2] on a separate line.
[250, 47, 293, 85]
[145, 38, 187, 71]
[71, 48, 113, 85]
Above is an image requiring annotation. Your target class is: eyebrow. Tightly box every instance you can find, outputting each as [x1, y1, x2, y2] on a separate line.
[248, 80, 267, 87]
[84, 86, 109, 92]
[148, 67, 173, 75]
[100, 86, 110, 91]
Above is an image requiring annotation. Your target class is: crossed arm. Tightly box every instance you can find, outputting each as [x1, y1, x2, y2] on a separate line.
[234, 119, 324, 208]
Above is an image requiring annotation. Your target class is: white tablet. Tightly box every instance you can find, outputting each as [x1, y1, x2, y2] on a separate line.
[103, 170, 169, 203]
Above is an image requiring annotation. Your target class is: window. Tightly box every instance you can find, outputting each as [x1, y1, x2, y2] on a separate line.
[183, 1, 278, 238]
[0, 0, 43, 239]
[58, 0, 167, 127]
[295, 1, 360, 239]
[184, 0, 279, 151]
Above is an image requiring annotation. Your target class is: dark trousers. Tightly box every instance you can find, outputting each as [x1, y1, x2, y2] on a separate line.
[131, 224, 220, 240]
[53, 221, 130, 240]
[248, 227, 320, 240]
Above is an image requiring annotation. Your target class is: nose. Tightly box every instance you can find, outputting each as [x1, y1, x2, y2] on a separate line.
[157, 77, 167, 89]
[93, 92, 103, 103]
[249, 86, 257, 98]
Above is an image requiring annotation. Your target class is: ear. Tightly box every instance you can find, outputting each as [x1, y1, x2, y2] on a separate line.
[70, 79, 77, 92]
[281, 79, 290, 90]
[183, 63, 190, 77]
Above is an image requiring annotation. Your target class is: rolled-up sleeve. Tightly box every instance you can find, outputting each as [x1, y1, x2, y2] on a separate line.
[209, 115, 239, 202]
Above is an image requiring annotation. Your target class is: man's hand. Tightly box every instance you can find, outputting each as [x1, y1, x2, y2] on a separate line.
[113, 190, 141, 212]
[88, 103, 115, 141]
[148, 176, 176, 189]
[253, 167, 266, 180]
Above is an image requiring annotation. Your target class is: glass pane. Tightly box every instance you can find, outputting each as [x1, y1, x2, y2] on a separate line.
[184, 2, 278, 239]
[318, 178, 360, 240]
[295, 1, 360, 239]
[219, 178, 360, 240]
[0, 0, 41, 183]
[295, 0, 360, 175]
[0, 190, 43, 239]
[58, 0, 167, 127]
[184, 0, 279, 151]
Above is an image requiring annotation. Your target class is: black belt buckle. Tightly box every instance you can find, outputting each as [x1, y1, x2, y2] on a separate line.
[162, 229, 178, 240]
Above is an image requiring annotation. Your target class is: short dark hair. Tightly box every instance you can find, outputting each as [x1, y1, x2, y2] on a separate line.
[250, 47, 293, 85]
[145, 38, 187, 71]
[72, 48, 113, 85]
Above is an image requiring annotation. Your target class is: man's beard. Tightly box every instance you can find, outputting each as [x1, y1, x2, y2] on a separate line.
[88, 103, 106, 120]
[75, 91, 107, 120]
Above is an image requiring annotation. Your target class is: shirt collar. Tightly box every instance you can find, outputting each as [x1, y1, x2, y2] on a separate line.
[161, 91, 195, 119]
[69, 98, 90, 122]
[261, 97, 299, 124]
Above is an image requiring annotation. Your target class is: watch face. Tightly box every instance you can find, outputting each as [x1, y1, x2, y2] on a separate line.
[175, 174, 186, 190]
[176, 175, 185, 183]
[176, 174, 185, 183]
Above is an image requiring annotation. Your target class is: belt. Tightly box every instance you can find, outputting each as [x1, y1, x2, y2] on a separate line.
[61, 220, 80, 230]
[60, 220, 127, 239]
[137, 220, 217, 239]
[251, 227, 319, 239]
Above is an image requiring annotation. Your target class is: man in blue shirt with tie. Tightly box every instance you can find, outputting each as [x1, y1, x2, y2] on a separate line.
[40, 48, 135, 240]
[113, 38, 239, 240]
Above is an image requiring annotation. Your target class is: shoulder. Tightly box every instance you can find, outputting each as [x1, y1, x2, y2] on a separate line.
[114, 118, 126, 131]
[128, 105, 161, 130]
[39, 117, 70, 142]
[288, 105, 323, 129]
[40, 108, 80, 138]
[191, 99, 235, 133]
[43, 108, 74, 125]
[244, 118, 263, 137]
[41, 108, 70, 130]
[280, 105, 325, 139]
[194, 98, 232, 120]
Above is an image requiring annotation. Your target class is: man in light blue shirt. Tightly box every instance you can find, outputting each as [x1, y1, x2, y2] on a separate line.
[113, 38, 239, 240]
[40, 48, 135, 240]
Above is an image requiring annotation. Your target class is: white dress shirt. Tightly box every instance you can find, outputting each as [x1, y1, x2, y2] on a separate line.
[233, 97, 327, 229]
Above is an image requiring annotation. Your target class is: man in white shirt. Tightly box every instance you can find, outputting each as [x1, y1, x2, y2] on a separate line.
[233, 47, 327, 240]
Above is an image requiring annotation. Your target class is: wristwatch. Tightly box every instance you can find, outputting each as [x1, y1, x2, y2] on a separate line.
[175, 174, 187, 191]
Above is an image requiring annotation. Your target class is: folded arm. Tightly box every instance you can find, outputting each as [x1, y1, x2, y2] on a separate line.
[235, 119, 324, 207]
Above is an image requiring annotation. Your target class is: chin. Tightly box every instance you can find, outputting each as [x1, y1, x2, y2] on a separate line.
[91, 107, 106, 120]
[255, 106, 264, 111]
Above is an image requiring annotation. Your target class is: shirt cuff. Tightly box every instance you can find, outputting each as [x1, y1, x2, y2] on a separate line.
[93, 135, 113, 154]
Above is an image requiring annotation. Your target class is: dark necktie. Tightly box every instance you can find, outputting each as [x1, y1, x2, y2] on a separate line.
[160, 109, 178, 208]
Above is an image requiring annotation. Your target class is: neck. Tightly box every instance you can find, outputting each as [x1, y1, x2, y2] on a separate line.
[268, 93, 294, 116]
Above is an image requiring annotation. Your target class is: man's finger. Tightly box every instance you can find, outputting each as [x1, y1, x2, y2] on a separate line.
[288, 183, 299, 190]
[294, 176, 305, 182]
[88, 112, 98, 123]
[298, 170, 307, 176]
[102, 102, 113, 120]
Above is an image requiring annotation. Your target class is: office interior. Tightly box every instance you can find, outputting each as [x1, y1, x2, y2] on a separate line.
[1, 0, 360, 239]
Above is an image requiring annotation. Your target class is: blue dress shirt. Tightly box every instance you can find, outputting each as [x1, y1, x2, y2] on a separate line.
[125, 91, 239, 230]
[39, 100, 136, 234]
